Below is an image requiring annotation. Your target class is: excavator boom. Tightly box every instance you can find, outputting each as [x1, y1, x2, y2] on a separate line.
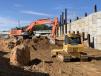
[26, 18, 52, 31]
[10, 17, 58, 39]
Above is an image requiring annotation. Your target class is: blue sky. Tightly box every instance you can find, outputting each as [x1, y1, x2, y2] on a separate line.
[0, 0, 101, 31]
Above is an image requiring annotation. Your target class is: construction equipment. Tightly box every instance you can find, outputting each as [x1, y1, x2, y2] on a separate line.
[9, 17, 58, 43]
[33, 30, 51, 37]
[51, 32, 89, 62]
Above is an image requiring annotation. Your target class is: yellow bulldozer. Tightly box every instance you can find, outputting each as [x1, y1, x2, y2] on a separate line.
[51, 32, 89, 62]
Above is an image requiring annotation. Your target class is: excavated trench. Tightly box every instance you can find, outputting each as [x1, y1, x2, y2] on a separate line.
[0, 37, 101, 76]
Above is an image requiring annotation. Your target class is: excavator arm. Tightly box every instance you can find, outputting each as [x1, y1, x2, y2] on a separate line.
[26, 18, 51, 31]
[10, 17, 58, 39]
[26, 17, 58, 39]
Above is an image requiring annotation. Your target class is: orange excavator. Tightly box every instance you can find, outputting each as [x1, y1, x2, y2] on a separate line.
[9, 17, 58, 42]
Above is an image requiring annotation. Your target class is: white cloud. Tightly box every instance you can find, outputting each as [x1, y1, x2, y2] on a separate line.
[21, 10, 52, 17]
[0, 17, 30, 25]
[0, 17, 30, 31]
[53, 7, 63, 10]
[0, 17, 17, 25]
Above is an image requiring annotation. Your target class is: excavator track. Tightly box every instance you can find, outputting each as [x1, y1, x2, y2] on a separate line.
[57, 53, 71, 62]
[55, 52, 91, 62]
[80, 55, 91, 61]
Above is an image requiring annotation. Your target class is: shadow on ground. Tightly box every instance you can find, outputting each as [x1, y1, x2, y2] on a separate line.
[0, 51, 49, 76]
[91, 56, 101, 61]
[29, 58, 42, 65]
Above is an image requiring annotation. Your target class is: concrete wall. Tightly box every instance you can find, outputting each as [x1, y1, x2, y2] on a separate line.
[67, 11, 101, 50]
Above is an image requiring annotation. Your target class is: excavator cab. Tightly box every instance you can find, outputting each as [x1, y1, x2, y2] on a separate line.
[64, 34, 81, 45]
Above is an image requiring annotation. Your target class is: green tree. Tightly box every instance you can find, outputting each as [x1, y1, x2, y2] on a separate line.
[34, 24, 51, 30]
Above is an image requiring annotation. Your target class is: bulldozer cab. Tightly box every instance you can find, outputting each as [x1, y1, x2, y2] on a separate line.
[64, 34, 81, 45]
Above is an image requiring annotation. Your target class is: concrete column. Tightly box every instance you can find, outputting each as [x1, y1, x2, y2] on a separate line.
[60, 25, 62, 36]
[58, 26, 61, 37]
[62, 25, 64, 36]
[87, 34, 91, 47]
[90, 36, 93, 43]
[61, 12, 64, 36]
[85, 12, 87, 17]
[95, 36, 101, 50]
[92, 37, 95, 48]
[67, 24, 69, 33]
[59, 15, 62, 36]
[64, 8, 67, 34]
[65, 24, 67, 34]
[95, 18, 101, 50]
[90, 36, 95, 48]
[84, 32, 88, 40]
[82, 32, 85, 41]
[60, 26, 61, 36]
[94, 4, 97, 12]
[64, 25, 66, 35]
[69, 19, 72, 32]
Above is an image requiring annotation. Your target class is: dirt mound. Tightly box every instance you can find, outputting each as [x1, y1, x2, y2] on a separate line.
[0, 39, 9, 51]
[10, 44, 30, 66]
[23, 37, 61, 51]
[0, 37, 101, 76]
[22, 37, 61, 62]
[32, 37, 51, 50]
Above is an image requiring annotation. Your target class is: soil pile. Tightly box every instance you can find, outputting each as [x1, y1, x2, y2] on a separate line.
[0, 37, 101, 76]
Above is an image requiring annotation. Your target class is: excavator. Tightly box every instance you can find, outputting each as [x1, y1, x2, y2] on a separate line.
[51, 32, 89, 62]
[9, 17, 58, 44]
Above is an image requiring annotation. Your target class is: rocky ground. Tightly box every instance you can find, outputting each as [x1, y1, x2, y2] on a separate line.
[0, 37, 101, 76]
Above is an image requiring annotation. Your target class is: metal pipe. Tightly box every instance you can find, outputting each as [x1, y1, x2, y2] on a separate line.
[85, 12, 87, 17]
[69, 19, 72, 32]
[62, 12, 64, 35]
[65, 8, 67, 34]
[64, 8, 67, 25]
[94, 4, 97, 12]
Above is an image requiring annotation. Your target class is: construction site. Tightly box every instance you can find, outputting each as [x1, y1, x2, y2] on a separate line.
[0, 0, 101, 76]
